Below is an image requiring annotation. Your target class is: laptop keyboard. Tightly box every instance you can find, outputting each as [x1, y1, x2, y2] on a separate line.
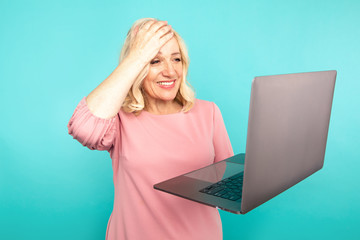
[199, 172, 243, 202]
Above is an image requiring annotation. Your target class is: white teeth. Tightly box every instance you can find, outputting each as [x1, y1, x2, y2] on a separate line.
[158, 81, 175, 86]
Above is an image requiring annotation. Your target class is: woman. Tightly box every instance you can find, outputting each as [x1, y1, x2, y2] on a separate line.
[68, 18, 233, 240]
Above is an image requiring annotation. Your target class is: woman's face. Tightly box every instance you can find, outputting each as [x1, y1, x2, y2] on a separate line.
[142, 38, 183, 104]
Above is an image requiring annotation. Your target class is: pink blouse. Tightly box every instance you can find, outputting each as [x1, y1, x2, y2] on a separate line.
[68, 97, 233, 240]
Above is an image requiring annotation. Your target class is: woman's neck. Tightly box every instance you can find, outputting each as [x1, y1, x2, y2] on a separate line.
[144, 99, 182, 115]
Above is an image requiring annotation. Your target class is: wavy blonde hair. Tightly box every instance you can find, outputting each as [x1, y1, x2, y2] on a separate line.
[120, 18, 195, 115]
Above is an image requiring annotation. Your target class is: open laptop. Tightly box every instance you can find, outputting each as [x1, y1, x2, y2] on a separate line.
[154, 70, 337, 214]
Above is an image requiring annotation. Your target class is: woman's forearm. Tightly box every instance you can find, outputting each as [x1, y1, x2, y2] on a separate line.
[86, 54, 148, 119]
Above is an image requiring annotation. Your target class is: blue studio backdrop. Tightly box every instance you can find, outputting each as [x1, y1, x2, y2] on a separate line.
[1, 0, 359, 239]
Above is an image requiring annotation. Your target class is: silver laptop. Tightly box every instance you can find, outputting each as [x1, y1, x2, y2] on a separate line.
[154, 70, 337, 214]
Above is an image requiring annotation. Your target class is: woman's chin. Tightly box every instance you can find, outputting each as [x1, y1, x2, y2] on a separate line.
[158, 95, 177, 102]
[152, 90, 179, 102]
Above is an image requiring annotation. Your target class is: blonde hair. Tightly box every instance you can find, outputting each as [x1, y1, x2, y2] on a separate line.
[120, 18, 195, 115]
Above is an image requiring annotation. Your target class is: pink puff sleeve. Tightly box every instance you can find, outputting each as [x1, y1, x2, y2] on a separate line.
[67, 97, 118, 151]
[212, 102, 234, 162]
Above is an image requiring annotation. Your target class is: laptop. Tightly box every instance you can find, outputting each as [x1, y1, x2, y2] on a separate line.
[154, 70, 337, 214]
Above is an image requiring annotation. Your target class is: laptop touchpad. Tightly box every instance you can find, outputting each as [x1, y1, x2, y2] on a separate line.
[184, 161, 244, 183]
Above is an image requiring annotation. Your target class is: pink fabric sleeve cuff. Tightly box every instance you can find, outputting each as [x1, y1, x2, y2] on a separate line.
[67, 97, 118, 151]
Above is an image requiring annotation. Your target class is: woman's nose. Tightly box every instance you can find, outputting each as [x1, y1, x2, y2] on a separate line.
[162, 61, 176, 77]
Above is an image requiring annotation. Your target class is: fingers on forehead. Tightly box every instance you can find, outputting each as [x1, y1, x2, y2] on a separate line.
[153, 21, 168, 30]
[141, 20, 157, 30]
[140, 19, 159, 30]
[144, 20, 167, 32]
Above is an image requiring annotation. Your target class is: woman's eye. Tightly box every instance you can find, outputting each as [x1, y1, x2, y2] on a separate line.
[174, 58, 182, 62]
[150, 59, 160, 64]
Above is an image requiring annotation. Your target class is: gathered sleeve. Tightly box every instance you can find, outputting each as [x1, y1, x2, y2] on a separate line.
[67, 97, 118, 151]
[212, 103, 234, 162]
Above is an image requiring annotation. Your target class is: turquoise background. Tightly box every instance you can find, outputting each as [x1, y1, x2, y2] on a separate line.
[1, 0, 359, 239]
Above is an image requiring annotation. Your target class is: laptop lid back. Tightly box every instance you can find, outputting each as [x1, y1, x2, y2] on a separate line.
[241, 70, 336, 214]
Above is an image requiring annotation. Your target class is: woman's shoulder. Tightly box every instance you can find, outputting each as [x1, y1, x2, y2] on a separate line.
[194, 98, 212, 105]
[194, 98, 214, 107]
[191, 98, 218, 115]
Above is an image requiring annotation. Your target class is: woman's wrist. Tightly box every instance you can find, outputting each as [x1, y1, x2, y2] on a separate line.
[125, 51, 151, 67]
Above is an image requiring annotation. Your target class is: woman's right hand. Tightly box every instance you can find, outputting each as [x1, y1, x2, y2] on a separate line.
[85, 20, 174, 119]
[128, 20, 174, 64]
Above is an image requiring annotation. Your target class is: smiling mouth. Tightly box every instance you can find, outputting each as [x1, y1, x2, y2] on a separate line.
[157, 80, 176, 86]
